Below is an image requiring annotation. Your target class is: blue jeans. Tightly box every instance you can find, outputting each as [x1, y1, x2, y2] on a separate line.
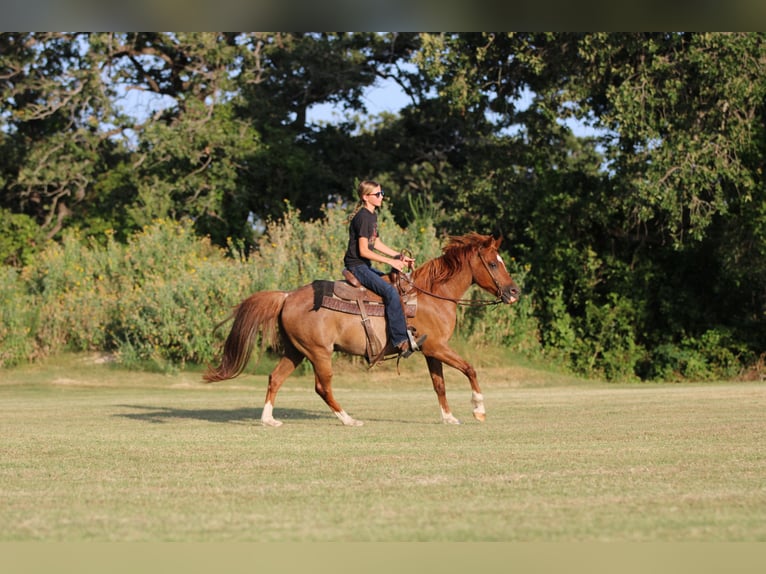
[349, 264, 409, 347]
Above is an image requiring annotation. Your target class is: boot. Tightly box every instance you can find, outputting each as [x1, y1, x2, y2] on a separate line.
[369, 331, 427, 366]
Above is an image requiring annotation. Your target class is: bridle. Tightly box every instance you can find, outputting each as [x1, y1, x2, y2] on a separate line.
[398, 249, 506, 307]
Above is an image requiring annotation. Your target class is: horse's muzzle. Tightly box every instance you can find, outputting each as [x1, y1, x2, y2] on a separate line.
[501, 284, 521, 304]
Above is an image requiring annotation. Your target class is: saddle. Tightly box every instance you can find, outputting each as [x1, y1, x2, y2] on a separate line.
[314, 268, 417, 363]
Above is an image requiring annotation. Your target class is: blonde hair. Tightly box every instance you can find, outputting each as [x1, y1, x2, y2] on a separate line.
[348, 180, 380, 221]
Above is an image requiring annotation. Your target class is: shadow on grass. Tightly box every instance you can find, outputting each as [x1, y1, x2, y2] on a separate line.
[113, 404, 327, 424]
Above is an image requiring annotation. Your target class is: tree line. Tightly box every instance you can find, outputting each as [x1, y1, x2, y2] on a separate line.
[1, 32, 764, 379]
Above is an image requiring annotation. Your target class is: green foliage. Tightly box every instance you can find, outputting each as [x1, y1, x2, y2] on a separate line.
[26, 230, 116, 355]
[0, 209, 43, 266]
[107, 221, 259, 369]
[457, 259, 539, 355]
[643, 329, 752, 382]
[0, 267, 36, 367]
[2, 32, 764, 380]
[571, 294, 644, 381]
[254, 202, 349, 289]
[8, 220, 259, 370]
[0, 206, 543, 372]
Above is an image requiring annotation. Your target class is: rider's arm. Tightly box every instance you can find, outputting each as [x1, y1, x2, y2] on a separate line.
[358, 237, 407, 271]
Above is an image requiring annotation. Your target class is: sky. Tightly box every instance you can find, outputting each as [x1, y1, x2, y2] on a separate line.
[308, 79, 602, 138]
[117, 74, 601, 140]
[307, 78, 413, 125]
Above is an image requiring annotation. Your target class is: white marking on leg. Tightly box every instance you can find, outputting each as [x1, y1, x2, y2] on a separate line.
[471, 391, 486, 422]
[471, 391, 485, 414]
[261, 401, 283, 427]
[440, 407, 461, 425]
[334, 410, 364, 427]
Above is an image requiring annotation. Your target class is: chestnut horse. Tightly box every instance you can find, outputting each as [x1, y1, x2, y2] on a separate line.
[204, 233, 520, 426]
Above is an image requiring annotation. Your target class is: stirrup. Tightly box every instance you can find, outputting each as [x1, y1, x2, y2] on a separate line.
[400, 333, 427, 359]
[407, 328, 424, 351]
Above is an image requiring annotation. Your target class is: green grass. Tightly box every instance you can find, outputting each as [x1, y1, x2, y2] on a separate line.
[1, 353, 765, 541]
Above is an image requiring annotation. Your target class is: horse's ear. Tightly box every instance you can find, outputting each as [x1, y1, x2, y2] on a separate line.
[491, 228, 503, 246]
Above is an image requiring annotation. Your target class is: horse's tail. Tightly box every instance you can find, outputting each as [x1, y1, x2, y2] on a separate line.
[203, 291, 288, 383]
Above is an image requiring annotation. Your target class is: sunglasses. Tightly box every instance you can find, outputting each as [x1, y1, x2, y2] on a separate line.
[368, 191, 384, 198]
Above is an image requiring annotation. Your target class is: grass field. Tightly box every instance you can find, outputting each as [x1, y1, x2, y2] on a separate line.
[1, 352, 765, 542]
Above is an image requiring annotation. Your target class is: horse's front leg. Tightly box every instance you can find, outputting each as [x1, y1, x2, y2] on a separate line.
[425, 348, 486, 423]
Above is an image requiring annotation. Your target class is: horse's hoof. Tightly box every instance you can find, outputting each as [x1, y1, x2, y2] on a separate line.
[335, 410, 364, 426]
[261, 418, 283, 427]
[473, 412, 486, 422]
[442, 414, 462, 425]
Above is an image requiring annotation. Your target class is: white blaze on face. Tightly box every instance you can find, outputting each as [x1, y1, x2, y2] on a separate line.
[495, 253, 519, 303]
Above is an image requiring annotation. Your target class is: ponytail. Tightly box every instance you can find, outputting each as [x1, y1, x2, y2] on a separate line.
[348, 200, 365, 222]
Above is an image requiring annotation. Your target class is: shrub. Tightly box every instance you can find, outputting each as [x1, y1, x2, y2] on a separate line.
[26, 229, 121, 354]
[110, 245, 257, 367]
[0, 205, 544, 371]
[4, 201, 754, 382]
[0, 209, 42, 267]
[569, 293, 644, 381]
[644, 329, 752, 381]
[457, 259, 540, 354]
[106, 221, 259, 368]
[0, 267, 36, 367]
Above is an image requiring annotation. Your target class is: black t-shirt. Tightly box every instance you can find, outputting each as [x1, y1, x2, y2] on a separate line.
[344, 208, 379, 268]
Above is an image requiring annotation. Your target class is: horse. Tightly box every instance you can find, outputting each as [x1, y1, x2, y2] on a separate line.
[203, 232, 520, 426]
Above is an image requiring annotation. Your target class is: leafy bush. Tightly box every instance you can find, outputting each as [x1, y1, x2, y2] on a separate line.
[26, 229, 119, 354]
[0, 267, 36, 367]
[457, 258, 540, 354]
[0, 209, 42, 267]
[570, 293, 644, 381]
[3, 220, 257, 369]
[106, 221, 260, 369]
[643, 329, 751, 381]
[2, 201, 756, 381]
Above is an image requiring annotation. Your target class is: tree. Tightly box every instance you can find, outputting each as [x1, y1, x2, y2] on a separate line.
[2, 32, 763, 378]
[398, 32, 766, 376]
[232, 32, 421, 225]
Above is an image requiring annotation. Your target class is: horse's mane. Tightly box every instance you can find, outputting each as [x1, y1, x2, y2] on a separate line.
[412, 233, 488, 291]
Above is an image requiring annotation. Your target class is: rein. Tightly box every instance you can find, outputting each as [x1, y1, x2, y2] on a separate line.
[410, 283, 503, 306]
[398, 251, 504, 307]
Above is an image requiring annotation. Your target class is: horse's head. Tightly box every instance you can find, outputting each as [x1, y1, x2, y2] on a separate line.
[472, 234, 520, 304]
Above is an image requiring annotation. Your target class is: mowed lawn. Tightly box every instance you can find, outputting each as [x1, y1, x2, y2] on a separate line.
[1, 353, 765, 542]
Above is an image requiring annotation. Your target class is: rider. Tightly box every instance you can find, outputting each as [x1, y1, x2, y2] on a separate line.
[344, 180, 426, 362]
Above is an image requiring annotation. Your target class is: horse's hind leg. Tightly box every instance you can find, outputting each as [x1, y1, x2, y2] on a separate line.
[426, 356, 462, 425]
[311, 353, 363, 427]
[261, 348, 304, 427]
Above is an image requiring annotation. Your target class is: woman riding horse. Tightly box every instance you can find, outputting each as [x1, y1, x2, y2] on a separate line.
[344, 180, 427, 363]
[204, 232, 520, 427]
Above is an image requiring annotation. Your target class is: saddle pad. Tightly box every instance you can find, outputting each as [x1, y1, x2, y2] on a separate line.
[321, 295, 416, 318]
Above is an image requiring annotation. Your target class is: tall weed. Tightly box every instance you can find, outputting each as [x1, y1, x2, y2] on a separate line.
[2, 205, 541, 373]
[0, 267, 36, 367]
